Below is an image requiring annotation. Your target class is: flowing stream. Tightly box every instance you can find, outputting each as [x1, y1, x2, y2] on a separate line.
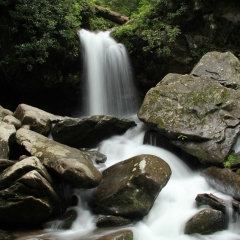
[21, 30, 240, 240]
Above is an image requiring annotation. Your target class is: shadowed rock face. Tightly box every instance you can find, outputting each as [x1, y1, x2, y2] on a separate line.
[0, 157, 65, 226]
[52, 115, 137, 148]
[91, 154, 171, 218]
[138, 73, 240, 164]
[16, 128, 102, 188]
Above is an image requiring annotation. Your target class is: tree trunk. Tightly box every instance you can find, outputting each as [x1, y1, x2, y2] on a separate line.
[94, 4, 130, 25]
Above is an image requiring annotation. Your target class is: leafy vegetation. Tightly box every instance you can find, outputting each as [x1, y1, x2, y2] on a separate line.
[112, 1, 187, 57]
[223, 154, 238, 168]
[0, 0, 94, 87]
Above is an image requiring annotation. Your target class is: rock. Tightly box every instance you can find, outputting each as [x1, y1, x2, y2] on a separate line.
[96, 215, 131, 228]
[16, 128, 102, 188]
[0, 121, 16, 159]
[0, 159, 15, 171]
[184, 209, 226, 235]
[0, 166, 65, 226]
[0, 106, 13, 120]
[44, 209, 78, 230]
[3, 115, 21, 129]
[195, 193, 226, 213]
[91, 154, 171, 218]
[202, 167, 240, 201]
[87, 229, 133, 240]
[52, 115, 136, 148]
[191, 51, 240, 89]
[80, 148, 107, 164]
[138, 73, 240, 164]
[0, 156, 53, 189]
[13, 104, 58, 136]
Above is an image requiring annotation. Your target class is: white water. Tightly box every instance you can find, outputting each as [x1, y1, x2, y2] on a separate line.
[79, 29, 138, 117]
[21, 30, 240, 239]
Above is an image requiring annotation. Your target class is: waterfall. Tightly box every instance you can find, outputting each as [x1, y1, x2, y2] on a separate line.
[79, 29, 138, 117]
[21, 30, 240, 240]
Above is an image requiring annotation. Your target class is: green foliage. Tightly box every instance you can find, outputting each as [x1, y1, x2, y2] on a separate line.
[89, 17, 116, 31]
[112, 0, 185, 57]
[0, 0, 93, 87]
[223, 154, 238, 168]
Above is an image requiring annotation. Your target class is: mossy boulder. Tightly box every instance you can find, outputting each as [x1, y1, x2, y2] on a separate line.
[184, 209, 226, 235]
[91, 154, 171, 218]
[138, 73, 240, 164]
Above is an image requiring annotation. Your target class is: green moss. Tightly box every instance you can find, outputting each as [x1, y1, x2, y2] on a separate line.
[223, 154, 238, 168]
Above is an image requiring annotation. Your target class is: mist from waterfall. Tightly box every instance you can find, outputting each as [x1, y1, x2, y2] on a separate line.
[79, 29, 138, 117]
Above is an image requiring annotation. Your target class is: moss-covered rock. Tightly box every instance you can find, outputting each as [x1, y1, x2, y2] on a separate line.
[184, 209, 226, 235]
[138, 73, 240, 164]
[91, 154, 171, 218]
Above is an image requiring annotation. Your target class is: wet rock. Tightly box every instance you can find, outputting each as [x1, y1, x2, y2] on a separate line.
[16, 128, 102, 188]
[138, 73, 240, 164]
[184, 209, 226, 235]
[0, 166, 65, 226]
[91, 154, 171, 218]
[43, 209, 78, 230]
[80, 148, 107, 164]
[87, 229, 133, 240]
[13, 104, 58, 136]
[195, 193, 226, 213]
[3, 115, 21, 129]
[0, 121, 16, 159]
[0, 156, 53, 189]
[52, 115, 136, 148]
[191, 51, 240, 89]
[0, 106, 13, 120]
[202, 167, 240, 201]
[96, 215, 131, 228]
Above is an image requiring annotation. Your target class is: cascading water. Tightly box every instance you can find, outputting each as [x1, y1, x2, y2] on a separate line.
[79, 29, 138, 117]
[20, 30, 240, 240]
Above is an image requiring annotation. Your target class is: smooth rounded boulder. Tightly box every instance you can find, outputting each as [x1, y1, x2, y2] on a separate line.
[91, 154, 171, 218]
[16, 128, 102, 188]
[184, 209, 226, 235]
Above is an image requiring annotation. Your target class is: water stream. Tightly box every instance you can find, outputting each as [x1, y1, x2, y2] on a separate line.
[20, 30, 240, 239]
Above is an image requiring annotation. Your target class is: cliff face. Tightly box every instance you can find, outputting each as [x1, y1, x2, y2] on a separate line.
[113, 0, 240, 95]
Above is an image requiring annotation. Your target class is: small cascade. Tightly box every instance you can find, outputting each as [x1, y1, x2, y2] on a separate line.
[79, 29, 138, 117]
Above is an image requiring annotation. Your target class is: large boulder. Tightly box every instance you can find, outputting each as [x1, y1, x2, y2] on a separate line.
[0, 157, 65, 226]
[0, 121, 16, 159]
[184, 209, 226, 235]
[191, 51, 240, 89]
[138, 73, 240, 164]
[202, 167, 240, 201]
[16, 128, 102, 188]
[13, 104, 59, 136]
[52, 115, 137, 148]
[91, 154, 171, 218]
